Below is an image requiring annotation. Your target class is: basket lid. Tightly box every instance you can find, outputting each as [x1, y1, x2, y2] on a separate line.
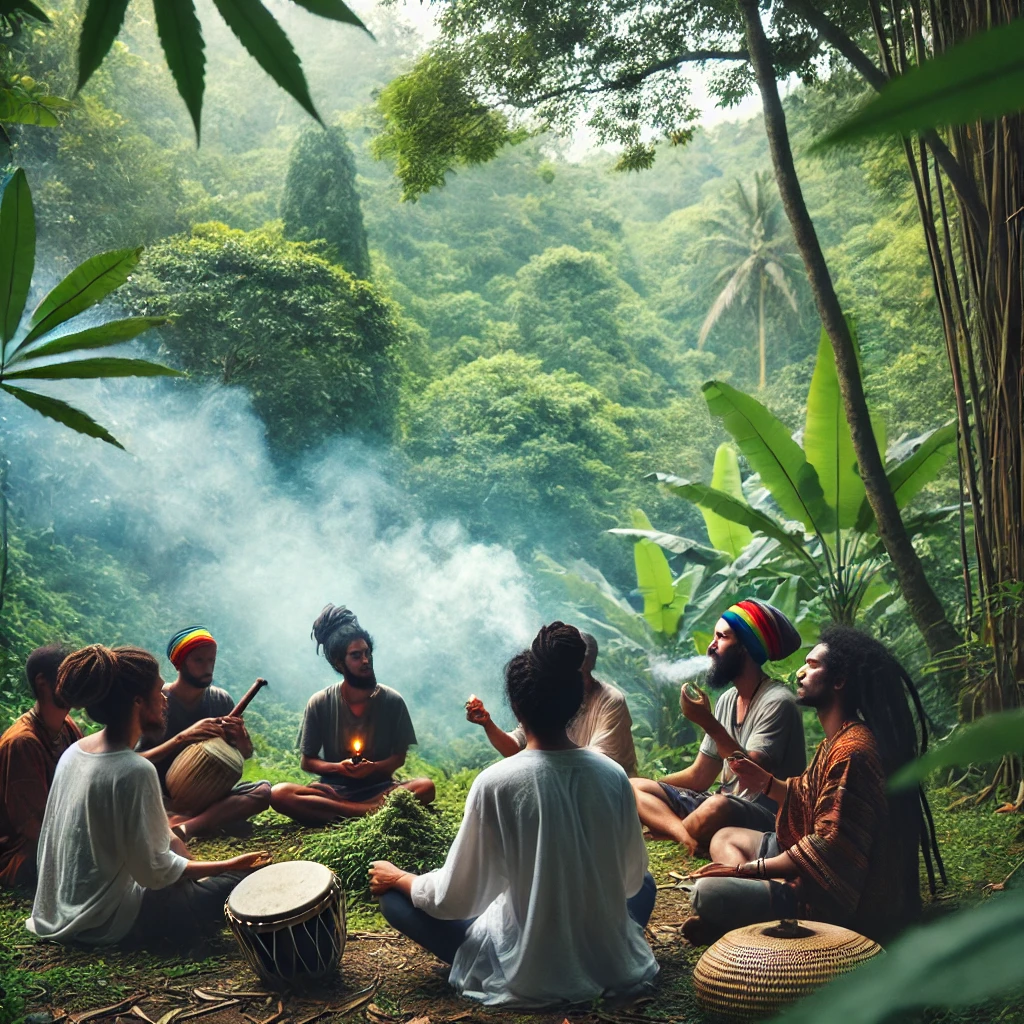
[228, 861, 335, 921]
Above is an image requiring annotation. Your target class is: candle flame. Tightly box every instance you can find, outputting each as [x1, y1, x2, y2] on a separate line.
[353, 739, 362, 754]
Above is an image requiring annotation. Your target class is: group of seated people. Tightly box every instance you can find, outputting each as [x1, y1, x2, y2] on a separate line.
[0, 596, 935, 1007]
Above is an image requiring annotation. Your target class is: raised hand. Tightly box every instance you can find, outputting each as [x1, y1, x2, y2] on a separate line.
[181, 717, 226, 743]
[680, 685, 713, 728]
[465, 694, 490, 726]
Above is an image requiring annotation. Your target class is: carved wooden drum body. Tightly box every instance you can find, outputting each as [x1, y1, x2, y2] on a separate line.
[225, 861, 346, 986]
[165, 737, 244, 814]
[693, 919, 883, 1021]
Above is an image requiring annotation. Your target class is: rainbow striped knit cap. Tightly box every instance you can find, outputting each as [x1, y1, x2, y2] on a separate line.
[721, 599, 801, 665]
[167, 626, 217, 669]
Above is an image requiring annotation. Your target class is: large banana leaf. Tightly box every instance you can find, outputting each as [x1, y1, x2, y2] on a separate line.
[606, 527, 724, 566]
[652, 473, 816, 568]
[1, 383, 123, 447]
[18, 247, 142, 349]
[4, 356, 182, 380]
[803, 325, 885, 529]
[9, 316, 170, 363]
[632, 509, 683, 636]
[702, 442, 753, 558]
[0, 168, 34, 351]
[818, 18, 1024, 149]
[854, 423, 958, 533]
[703, 380, 835, 535]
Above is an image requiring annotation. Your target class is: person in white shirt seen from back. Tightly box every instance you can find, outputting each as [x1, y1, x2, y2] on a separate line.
[26, 644, 270, 947]
[368, 622, 658, 1008]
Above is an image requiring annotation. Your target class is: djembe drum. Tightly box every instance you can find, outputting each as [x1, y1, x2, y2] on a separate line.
[225, 861, 346, 986]
[165, 677, 267, 813]
[693, 919, 882, 1021]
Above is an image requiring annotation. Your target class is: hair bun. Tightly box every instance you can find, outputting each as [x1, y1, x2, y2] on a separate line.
[311, 604, 361, 654]
[530, 621, 586, 676]
[56, 644, 119, 709]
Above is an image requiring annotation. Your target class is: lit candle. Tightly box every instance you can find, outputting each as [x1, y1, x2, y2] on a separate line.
[351, 738, 364, 764]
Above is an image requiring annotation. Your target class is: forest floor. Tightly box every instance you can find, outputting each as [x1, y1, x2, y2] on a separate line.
[3, 791, 1024, 1024]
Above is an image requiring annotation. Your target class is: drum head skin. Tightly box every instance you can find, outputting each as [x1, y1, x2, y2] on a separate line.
[229, 861, 334, 921]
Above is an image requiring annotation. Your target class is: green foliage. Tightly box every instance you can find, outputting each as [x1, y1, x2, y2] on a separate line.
[123, 222, 404, 453]
[281, 124, 370, 278]
[702, 443, 752, 557]
[300, 787, 456, 898]
[820, 18, 1024, 149]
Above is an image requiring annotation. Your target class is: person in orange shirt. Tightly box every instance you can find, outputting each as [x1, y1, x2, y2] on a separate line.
[0, 644, 81, 888]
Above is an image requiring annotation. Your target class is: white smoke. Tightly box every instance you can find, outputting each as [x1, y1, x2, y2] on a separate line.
[4, 378, 539, 727]
[649, 654, 711, 685]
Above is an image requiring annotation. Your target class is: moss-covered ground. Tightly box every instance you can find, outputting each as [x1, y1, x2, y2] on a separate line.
[2, 763, 1022, 1024]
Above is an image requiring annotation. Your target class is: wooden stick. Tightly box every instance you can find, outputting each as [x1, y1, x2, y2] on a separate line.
[230, 678, 268, 717]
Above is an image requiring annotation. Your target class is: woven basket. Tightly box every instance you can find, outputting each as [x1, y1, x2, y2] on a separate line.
[693, 919, 882, 1021]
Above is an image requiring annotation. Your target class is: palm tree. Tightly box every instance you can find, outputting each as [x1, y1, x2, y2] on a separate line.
[698, 171, 800, 389]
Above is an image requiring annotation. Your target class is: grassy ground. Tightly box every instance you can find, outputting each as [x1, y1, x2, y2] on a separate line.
[2, 766, 1023, 1024]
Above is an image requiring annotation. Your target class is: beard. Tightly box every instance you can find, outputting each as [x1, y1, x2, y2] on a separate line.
[345, 669, 377, 691]
[706, 644, 747, 690]
[181, 667, 214, 689]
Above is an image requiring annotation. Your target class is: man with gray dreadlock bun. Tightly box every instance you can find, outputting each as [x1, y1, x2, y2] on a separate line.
[270, 605, 435, 823]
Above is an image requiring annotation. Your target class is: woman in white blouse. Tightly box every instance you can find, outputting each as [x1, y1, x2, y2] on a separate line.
[369, 622, 658, 1008]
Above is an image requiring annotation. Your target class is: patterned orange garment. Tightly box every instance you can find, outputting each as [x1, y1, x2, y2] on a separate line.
[0, 711, 82, 886]
[777, 720, 919, 940]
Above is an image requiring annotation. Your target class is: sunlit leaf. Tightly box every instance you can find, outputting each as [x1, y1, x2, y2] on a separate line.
[774, 892, 1024, 1023]
[607, 527, 723, 565]
[211, 0, 320, 122]
[4, 356, 181, 380]
[10, 316, 170, 363]
[889, 709, 1024, 790]
[76, 0, 131, 93]
[19, 247, 142, 348]
[0, 89, 67, 126]
[289, 0, 369, 32]
[703, 380, 835, 535]
[702, 442, 753, 558]
[819, 18, 1024, 149]
[632, 509, 684, 636]
[153, 0, 205, 141]
[0, 383, 123, 447]
[0, 168, 35, 350]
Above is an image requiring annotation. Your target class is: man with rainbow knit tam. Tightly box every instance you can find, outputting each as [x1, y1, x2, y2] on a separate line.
[137, 626, 271, 841]
[630, 599, 806, 855]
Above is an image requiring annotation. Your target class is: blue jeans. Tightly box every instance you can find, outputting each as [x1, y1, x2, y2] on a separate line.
[379, 872, 657, 965]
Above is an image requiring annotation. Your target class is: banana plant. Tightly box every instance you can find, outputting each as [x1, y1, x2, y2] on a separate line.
[0, 167, 178, 613]
[634, 323, 959, 625]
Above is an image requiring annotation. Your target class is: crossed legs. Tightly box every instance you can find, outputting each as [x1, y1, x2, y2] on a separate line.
[270, 777, 436, 825]
[170, 782, 273, 842]
[630, 780, 749, 857]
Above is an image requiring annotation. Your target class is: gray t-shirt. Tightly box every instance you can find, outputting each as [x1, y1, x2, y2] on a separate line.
[699, 681, 806, 804]
[298, 683, 417, 782]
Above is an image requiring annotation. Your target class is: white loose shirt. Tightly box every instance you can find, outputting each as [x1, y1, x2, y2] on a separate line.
[26, 743, 188, 945]
[411, 747, 658, 1007]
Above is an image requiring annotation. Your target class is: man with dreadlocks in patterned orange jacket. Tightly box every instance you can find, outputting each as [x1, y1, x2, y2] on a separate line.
[686, 625, 943, 945]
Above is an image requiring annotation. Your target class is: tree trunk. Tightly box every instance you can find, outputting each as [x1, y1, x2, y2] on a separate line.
[738, 0, 963, 659]
[758, 270, 767, 389]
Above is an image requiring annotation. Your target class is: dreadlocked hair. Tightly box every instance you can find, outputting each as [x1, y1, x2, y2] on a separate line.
[312, 604, 373, 673]
[505, 621, 586, 739]
[818, 624, 946, 895]
[55, 645, 160, 728]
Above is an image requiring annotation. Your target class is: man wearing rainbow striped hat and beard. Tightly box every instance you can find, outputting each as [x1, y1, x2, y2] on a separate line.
[630, 599, 806, 856]
[137, 627, 271, 841]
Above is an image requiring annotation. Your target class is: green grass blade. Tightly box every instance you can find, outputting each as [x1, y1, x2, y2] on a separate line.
[0, 168, 35, 350]
[4, 356, 182, 380]
[0, 383, 123, 447]
[10, 316, 170, 363]
[19, 247, 142, 348]
[211, 0, 320, 122]
[76, 0, 131, 92]
[818, 19, 1024, 149]
[289, 0, 370, 32]
[153, 0, 206, 141]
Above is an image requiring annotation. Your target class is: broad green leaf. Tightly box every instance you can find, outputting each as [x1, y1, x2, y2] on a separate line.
[0, 89, 65, 126]
[890, 708, 1024, 790]
[4, 356, 181, 380]
[211, 0, 320, 122]
[0, 0, 51, 24]
[607, 527, 724, 565]
[533, 552, 650, 650]
[76, 0, 131, 92]
[153, 0, 205, 141]
[652, 473, 816, 569]
[289, 0, 369, 32]
[19, 247, 142, 348]
[692, 630, 712, 657]
[1, 383, 123, 447]
[854, 423, 958, 533]
[803, 325, 885, 529]
[632, 509, 681, 636]
[818, 18, 1024, 150]
[703, 442, 753, 558]
[774, 892, 1024, 1024]
[0, 168, 35, 350]
[9, 316, 170, 363]
[703, 380, 835, 535]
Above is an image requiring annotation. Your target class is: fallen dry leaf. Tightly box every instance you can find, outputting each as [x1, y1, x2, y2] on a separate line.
[72, 992, 147, 1023]
[155, 1010, 183, 1024]
[176, 1000, 240, 1022]
[129, 1008, 157, 1024]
